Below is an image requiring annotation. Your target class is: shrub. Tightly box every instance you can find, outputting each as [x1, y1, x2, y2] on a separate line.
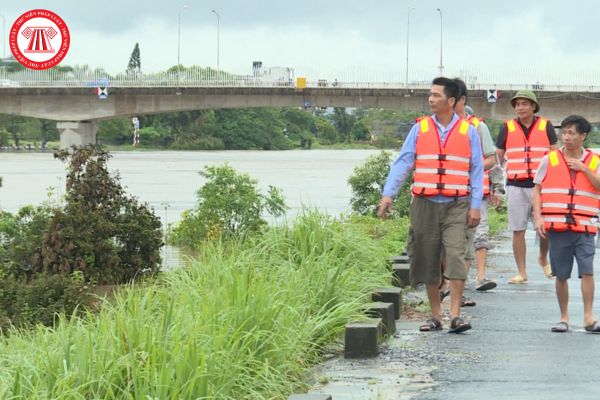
[0, 272, 89, 330]
[348, 151, 412, 217]
[170, 163, 287, 247]
[35, 146, 163, 284]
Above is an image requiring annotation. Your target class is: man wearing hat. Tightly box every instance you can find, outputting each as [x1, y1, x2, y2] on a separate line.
[496, 90, 558, 284]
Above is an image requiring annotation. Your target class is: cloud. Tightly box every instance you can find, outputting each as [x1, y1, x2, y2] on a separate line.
[4, 0, 600, 87]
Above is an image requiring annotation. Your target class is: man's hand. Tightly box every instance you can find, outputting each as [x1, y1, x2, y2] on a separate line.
[567, 158, 587, 173]
[534, 215, 546, 239]
[467, 208, 481, 228]
[377, 196, 394, 219]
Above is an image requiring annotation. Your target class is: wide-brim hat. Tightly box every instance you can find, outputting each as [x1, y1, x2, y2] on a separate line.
[510, 90, 540, 113]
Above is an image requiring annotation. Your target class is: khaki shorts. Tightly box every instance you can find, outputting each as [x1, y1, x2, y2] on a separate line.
[409, 196, 470, 285]
[507, 185, 534, 231]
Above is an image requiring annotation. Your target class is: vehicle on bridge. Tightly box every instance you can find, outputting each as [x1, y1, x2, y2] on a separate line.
[241, 61, 294, 87]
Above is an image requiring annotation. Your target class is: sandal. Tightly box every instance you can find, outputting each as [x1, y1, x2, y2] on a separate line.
[448, 316, 471, 334]
[584, 321, 600, 333]
[508, 274, 528, 284]
[460, 296, 476, 307]
[541, 264, 553, 279]
[419, 318, 443, 332]
[551, 321, 569, 333]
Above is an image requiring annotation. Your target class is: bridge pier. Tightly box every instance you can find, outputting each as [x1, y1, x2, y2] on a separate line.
[57, 121, 98, 149]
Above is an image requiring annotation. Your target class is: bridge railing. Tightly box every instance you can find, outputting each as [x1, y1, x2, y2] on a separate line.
[2, 69, 600, 93]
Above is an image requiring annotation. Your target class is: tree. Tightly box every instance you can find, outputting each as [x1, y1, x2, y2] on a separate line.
[331, 108, 355, 142]
[126, 42, 141, 73]
[35, 146, 163, 284]
[170, 164, 287, 246]
[348, 151, 412, 217]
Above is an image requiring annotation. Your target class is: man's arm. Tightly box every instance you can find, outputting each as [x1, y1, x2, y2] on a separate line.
[532, 183, 546, 238]
[467, 125, 483, 227]
[547, 122, 559, 149]
[468, 125, 483, 210]
[477, 122, 497, 171]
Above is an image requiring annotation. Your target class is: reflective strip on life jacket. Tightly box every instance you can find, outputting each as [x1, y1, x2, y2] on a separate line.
[414, 168, 470, 177]
[416, 154, 471, 163]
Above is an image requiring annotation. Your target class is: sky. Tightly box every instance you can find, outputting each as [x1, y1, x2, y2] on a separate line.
[2, 0, 600, 85]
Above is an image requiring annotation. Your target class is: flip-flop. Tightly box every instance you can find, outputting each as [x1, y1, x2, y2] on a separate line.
[541, 264, 553, 279]
[551, 321, 569, 333]
[584, 321, 600, 334]
[448, 317, 471, 334]
[419, 318, 443, 332]
[476, 279, 497, 292]
[508, 274, 528, 284]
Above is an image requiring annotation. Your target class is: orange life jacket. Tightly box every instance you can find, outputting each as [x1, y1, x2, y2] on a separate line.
[541, 149, 600, 233]
[466, 115, 490, 196]
[412, 116, 472, 197]
[505, 117, 551, 181]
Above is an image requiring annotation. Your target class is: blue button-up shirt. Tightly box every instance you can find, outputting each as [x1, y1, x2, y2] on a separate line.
[382, 113, 483, 209]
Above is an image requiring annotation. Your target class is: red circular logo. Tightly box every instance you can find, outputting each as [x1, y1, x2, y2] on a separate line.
[9, 9, 70, 70]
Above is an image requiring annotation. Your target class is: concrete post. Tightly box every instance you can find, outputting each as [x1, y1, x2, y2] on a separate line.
[57, 121, 98, 149]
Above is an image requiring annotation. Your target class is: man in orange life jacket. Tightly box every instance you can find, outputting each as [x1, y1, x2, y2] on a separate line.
[532, 115, 600, 333]
[378, 77, 483, 333]
[496, 90, 558, 284]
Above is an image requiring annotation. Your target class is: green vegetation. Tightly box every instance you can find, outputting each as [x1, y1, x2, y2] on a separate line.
[348, 151, 412, 218]
[0, 146, 163, 329]
[170, 164, 287, 247]
[0, 211, 402, 399]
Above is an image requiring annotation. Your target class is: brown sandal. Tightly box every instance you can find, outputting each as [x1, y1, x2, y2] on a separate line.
[419, 318, 443, 332]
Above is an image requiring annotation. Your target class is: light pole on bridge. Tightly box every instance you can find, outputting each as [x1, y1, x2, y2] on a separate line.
[405, 5, 415, 87]
[0, 14, 5, 60]
[211, 9, 220, 81]
[436, 8, 444, 76]
[177, 5, 189, 88]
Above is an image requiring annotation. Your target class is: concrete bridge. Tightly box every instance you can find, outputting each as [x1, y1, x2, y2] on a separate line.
[1, 85, 600, 147]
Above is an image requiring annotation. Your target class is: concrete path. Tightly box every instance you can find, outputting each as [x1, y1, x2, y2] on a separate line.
[305, 229, 600, 400]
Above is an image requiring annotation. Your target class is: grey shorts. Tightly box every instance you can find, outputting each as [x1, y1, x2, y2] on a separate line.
[507, 186, 533, 231]
[548, 231, 596, 280]
[465, 199, 489, 260]
[409, 196, 470, 285]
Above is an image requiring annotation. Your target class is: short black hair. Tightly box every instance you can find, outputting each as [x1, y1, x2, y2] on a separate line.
[431, 77, 460, 105]
[560, 115, 591, 135]
[453, 78, 468, 100]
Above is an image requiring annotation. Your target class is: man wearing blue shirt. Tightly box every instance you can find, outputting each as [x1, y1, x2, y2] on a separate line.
[377, 77, 483, 333]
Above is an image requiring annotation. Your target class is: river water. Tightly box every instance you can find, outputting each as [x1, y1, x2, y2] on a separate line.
[0, 149, 383, 266]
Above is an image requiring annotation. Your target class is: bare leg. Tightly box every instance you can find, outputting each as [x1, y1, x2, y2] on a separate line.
[449, 279, 465, 318]
[513, 230, 527, 279]
[476, 248, 488, 282]
[581, 274, 596, 326]
[426, 283, 442, 322]
[539, 235, 549, 266]
[555, 278, 569, 323]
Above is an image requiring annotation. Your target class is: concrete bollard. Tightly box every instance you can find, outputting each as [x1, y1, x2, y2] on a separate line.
[365, 302, 396, 335]
[344, 318, 382, 359]
[372, 287, 403, 319]
[288, 395, 332, 400]
[389, 255, 410, 265]
[392, 263, 410, 288]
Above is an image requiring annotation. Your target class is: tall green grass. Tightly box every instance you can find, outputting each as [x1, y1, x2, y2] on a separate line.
[0, 211, 404, 399]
